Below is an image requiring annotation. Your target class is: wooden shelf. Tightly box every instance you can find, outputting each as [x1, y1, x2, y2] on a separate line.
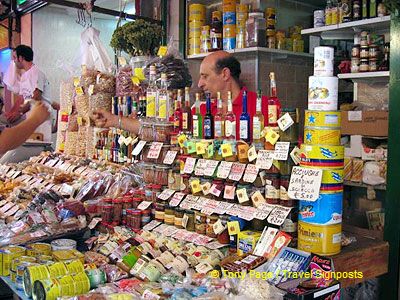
[302, 16, 391, 37]
[187, 47, 314, 60]
[338, 71, 390, 80]
[344, 180, 386, 191]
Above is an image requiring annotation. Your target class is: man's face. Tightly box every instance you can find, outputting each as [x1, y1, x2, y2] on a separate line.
[12, 51, 23, 69]
[198, 59, 226, 99]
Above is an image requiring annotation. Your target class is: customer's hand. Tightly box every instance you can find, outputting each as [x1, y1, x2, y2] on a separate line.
[91, 109, 117, 128]
[6, 111, 22, 123]
[29, 102, 50, 125]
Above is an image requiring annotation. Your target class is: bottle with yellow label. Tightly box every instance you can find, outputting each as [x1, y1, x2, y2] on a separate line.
[253, 89, 265, 144]
[146, 65, 157, 119]
[157, 73, 169, 120]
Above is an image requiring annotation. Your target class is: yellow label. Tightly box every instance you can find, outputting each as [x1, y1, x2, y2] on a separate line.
[304, 128, 341, 145]
[134, 68, 146, 81]
[227, 221, 240, 235]
[75, 87, 84, 96]
[131, 76, 140, 85]
[158, 95, 167, 119]
[265, 128, 280, 145]
[190, 179, 202, 194]
[238, 144, 249, 160]
[207, 144, 214, 158]
[77, 117, 83, 126]
[73, 77, 80, 87]
[157, 46, 168, 57]
[196, 142, 206, 155]
[146, 93, 156, 117]
[221, 143, 233, 158]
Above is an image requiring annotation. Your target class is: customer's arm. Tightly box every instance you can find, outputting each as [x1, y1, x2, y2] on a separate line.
[0, 102, 49, 154]
[91, 109, 140, 135]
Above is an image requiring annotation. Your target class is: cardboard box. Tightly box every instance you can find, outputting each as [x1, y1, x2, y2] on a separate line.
[341, 111, 388, 137]
[345, 135, 362, 158]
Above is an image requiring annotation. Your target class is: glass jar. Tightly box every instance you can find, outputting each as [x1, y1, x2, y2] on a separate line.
[351, 58, 360, 73]
[184, 210, 195, 231]
[236, 27, 246, 49]
[154, 123, 173, 143]
[122, 197, 133, 224]
[155, 166, 170, 186]
[265, 174, 280, 204]
[246, 12, 266, 47]
[280, 147, 296, 176]
[351, 45, 360, 58]
[217, 215, 230, 245]
[168, 170, 181, 191]
[174, 209, 184, 228]
[206, 215, 219, 238]
[164, 205, 175, 226]
[139, 122, 154, 142]
[142, 163, 155, 184]
[279, 109, 298, 142]
[131, 210, 142, 231]
[154, 202, 166, 222]
[145, 185, 153, 202]
[360, 46, 369, 59]
[279, 175, 295, 207]
[112, 198, 123, 224]
[141, 145, 152, 163]
[181, 175, 191, 194]
[369, 59, 377, 72]
[360, 59, 369, 72]
[102, 204, 113, 224]
[151, 185, 162, 202]
[141, 210, 151, 227]
[195, 212, 207, 235]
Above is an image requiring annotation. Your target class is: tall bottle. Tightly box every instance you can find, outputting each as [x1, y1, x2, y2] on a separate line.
[239, 91, 251, 143]
[331, 0, 339, 24]
[369, 0, 377, 18]
[362, 0, 369, 19]
[157, 73, 169, 120]
[173, 90, 183, 133]
[182, 87, 193, 135]
[325, 0, 332, 25]
[224, 91, 236, 140]
[214, 92, 224, 139]
[253, 89, 265, 143]
[192, 93, 203, 139]
[146, 65, 157, 119]
[352, 0, 361, 20]
[268, 72, 281, 127]
[210, 11, 223, 51]
[203, 93, 214, 139]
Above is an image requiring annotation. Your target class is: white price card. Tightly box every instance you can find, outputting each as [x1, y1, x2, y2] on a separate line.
[223, 185, 236, 200]
[169, 192, 185, 207]
[163, 150, 178, 165]
[243, 164, 259, 183]
[228, 163, 246, 181]
[253, 210, 271, 221]
[157, 189, 175, 201]
[88, 217, 102, 229]
[132, 140, 146, 156]
[147, 142, 164, 159]
[203, 160, 219, 177]
[226, 204, 240, 216]
[137, 201, 153, 210]
[273, 142, 290, 161]
[238, 208, 255, 221]
[253, 227, 279, 256]
[183, 157, 197, 174]
[256, 150, 274, 170]
[277, 112, 295, 132]
[217, 161, 233, 179]
[267, 206, 292, 226]
[194, 159, 207, 176]
[213, 219, 226, 235]
[143, 220, 162, 231]
[288, 166, 323, 201]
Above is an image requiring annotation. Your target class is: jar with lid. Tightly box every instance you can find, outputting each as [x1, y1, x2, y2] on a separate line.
[131, 197, 142, 209]
[267, 36, 276, 49]
[236, 27, 246, 49]
[279, 175, 295, 207]
[151, 185, 162, 202]
[154, 123, 173, 143]
[265, 173, 280, 204]
[130, 210, 142, 231]
[102, 204, 113, 224]
[369, 45, 378, 58]
[211, 179, 224, 200]
[168, 170, 181, 191]
[210, 11, 223, 51]
[144, 185, 153, 202]
[139, 122, 154, 142]
[246, 12, 266, 47]
[122, 197, 133, 224]
[217, 215, 230, 244]
[174, 209, 184, 228]
[195, 212, 206, 234]
[369, 59, 377, 72]
[360, 31, 369, 46]
[184, 210, 195, 231]
[112, 198, 123, 224]
[352, 45, 360, 58]
[351, 58, 360, 73]
[181, 175, 191, 194]
[206, 215, 219, 238]
[164, 205, 175, 225]
[154, 166, 169, 186]
[142, 163, 155, 184]
[360, 59, 369, 72]
[360, 46, 369, 59]
[141, 210, 151, 227]
[154, 202, 166, 222]
[279, 109, 298, 142]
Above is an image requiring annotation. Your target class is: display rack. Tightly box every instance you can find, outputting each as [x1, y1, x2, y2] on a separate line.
[337, 71, 390, 80]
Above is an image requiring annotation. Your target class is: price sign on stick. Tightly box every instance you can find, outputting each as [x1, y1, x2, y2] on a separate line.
[288, 166, 322, 201]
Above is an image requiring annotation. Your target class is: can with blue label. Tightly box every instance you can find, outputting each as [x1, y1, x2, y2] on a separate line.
[223, 38, 236, 50]
[298, 192, 342, 225]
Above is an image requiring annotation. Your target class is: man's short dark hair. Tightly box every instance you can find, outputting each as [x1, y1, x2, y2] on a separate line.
[214, 56, 241, 84]
[14, 45, 34, 62]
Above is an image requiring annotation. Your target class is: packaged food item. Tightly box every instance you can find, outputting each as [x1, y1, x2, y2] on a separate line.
[351, 159, 364, 183]
[265, 231, 292, 259]
[237, 231, 261, 256]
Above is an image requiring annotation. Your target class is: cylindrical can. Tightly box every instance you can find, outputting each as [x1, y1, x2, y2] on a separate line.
[188, 4, 206, 21]
[304, 110, 341, 128]
[223, 11, 236, 26]
[298, 221, 342, 255]
[223, 24, 236, 37]
[304, 127, 341, 145]
[47, 262, 68, 278]
[65, 260, 84, 275]
[26, 243, 52, 257]
[320, 169, 344, 193]
[51, 239, 76, 251]
[223, 38, 236, 50]
[58, 275, 75, 297]
[1, 246, 26, 276]
[308, 76, 338, 111]
[223, 0, 237, 13]
[314, 47, 334, 77]
[37, 255, 53, 264]
[23, 265, 50, 297]
[72, 272, 90, 295]
[11, 256, 36, 273]
[314, 10, 325, 27]
[188, 26, 202, 38]
[299, 192, 343, 225]
[85, 268, 107, 289]
[32, 278, 61, 300]
[300, 144, 344, 169]
[188, 38, 201, 55]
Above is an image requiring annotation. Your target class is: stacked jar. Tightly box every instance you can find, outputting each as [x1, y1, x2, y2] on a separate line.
[235, 4, 248, 49]
[200, 25, 211, 53]
[265, 7, 276, 49]
[222, 0, 237, 50]
[351, 31, 380, 73]
[299, 46, 343, 256]
[188, 4, 206, 55]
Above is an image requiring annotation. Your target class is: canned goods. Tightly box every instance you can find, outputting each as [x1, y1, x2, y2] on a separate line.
[72, 272, 90, 294]
[304, 127, 341, 145]
[188, 4, 206, 21]
[65, 260, 84, 274]
[223, 38, 236, 50]
[304, 111, 341, 128]
[308, 76, 338, 111]
[32, 278, 61, 300]
[314, 10, 325, 27]
[300, 144, 344, 169]
[11, 256, 36, 273]
[23, 265, 50, 297]
[58, 275, 75, 297]
[37, 255, 53, 264]
[47, 262, 68, 278]
[351, 57, 360, 73]
[51, 239, 76, 251]
[369, 59, 378, 72]
[188, 27, 202, 38]
[1, 245, 26, 276]
[85, 268, 107, 289]
[351, 45, 360, 58]
[26, 243, 52, 257]
[299, 192, 343, 225]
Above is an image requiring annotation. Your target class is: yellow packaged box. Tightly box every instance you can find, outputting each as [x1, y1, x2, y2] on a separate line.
[237, 231, 261, 256]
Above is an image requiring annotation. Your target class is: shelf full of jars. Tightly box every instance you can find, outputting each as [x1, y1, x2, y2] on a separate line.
[187, 1, 305, 57]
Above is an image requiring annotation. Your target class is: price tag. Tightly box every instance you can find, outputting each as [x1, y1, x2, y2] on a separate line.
[207, 144, 214, 158]
[238, 209, 255, 221]
[210, 184, 222, 197]
[217, 161, 233, 179]
[88, 217, 102, 229]
[194, 159, 207, 176]
[60, 183, 75, 196]
[253, 210, 270, 220]
[253, 227, 279, 257]
[187, 141, 196, 154]
[221, 143, 233, 157]
[213, 219, 226, 235]
[190, 179, 202, 194]
[205, 241, 227, 249]
[251, 190, 266, 208]
[226, 204, 240, 216]
[203, 160, 219, 177]
[137, 201, 153, 210]
[223, 185, 236, 200]
[273, 142, 290, 161]
[228, 163, 246, 181]
[243, 164, 259, 183]
[214, 202, 233, 215]
[143, 220, 162, 231]
[183, 157, 197, 174]
[163, 150, 178, 165]
[132, 141, 146, 156]
[194, 235, 213, 246]
[73, 77, 80, 87]
[267, 206, 292, 226]
[169, 192, 186, 207]
[163, 226, 179, 237]
[256, 150, 274, 170]
[227, 221, 240, 235]
[147, 142, 163, 159]
[201, 206, 215, 216]
[75, 86, 84, 95]
[118, 135, 126, 146]
[247, 145, 257, 162]
[157, 189, 175, 201]
[118, 56, 127, 66]
[277, 112, 295, 132]
[238, 144, 249, 161]
[288, 166, 322, 201]
[290, 146, 301, 165]
[236, 188, 249, 204]
[88, 84, 95, 96]
[201, 182, 211, 195]
[157, 45, 168, 57]
[196, 142, 207, 155]
[178, 134, 187, 148]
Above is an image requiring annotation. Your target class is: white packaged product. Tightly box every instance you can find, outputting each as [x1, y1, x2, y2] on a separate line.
[308, 76, 338, 111]
[314, 46, 335, 77]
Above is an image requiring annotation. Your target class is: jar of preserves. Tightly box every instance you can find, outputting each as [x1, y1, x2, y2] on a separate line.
[360, 59, 369, 72]
[122, 197, 133, 224]
[141, 210, 151, 227]
[102, 204, 113, 224]
[206, 215, 219, 238]
[142, 163, 155, 184]
[279, 109, 298, 142]
[181, 175, 191, 194]
[265, 173, 280, 204]
[174, 209, 184, 228]
[164, 206, 175, 225]
[154, 202, 166, 222]
[139, 122, 154, 142]
[217, 215, 230, 244]
[184, 210, 195, 231]
[267, 36, 276, 49]
[131, 197, 142, 209]
[279, 175, 295, 207]
[145, 185, 153, 202]
[195, 212, 207, 234]
[351, 57, 360, 73]
[131, 210, 142, 231]
[352, 45, 360, 58]
[151, 145, 170, 164]
[154, 123, 173, 143]
[369, 58, 377, 72]
[112, 198, 123, 224]
[246, 12, 266, 47]
[154, 166, 170, 186]
[168, 170, 181, 191]
[151, 185, 162, 202]
[360, 31, 369, 46]
[360, 46, 369, 59]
